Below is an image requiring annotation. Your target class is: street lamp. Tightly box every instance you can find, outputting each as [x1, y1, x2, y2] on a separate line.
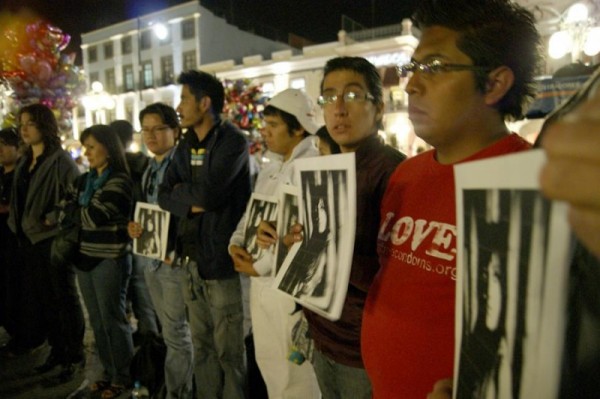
[82, 81, 116, 131]
[548, 2, 600, 61]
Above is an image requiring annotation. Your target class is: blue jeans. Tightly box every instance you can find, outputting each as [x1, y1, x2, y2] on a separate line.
[76, 257, 133, 386]
[128, 251, 159, 335]
[312, 349, 372, 399]
[182, 260, 246, 399]
[138, 255, 193, 399]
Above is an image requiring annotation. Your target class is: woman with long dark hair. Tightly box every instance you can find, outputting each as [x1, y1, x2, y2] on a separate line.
[73, 124, 134, 398]
[7, 104, 84, 381]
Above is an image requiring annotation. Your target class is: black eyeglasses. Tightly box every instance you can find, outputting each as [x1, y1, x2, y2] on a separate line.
[396, 59, 493, 78]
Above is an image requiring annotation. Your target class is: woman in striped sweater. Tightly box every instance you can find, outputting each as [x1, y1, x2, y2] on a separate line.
[73, 124, 134, 399]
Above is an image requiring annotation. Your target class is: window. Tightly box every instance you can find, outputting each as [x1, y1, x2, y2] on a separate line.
[161, 56, 174, 86]
[141, 30, 152, 50]
[105, 69, 116, 93]
[142, 62, 153, 88]
[123, 64, 134, 91]
[121, 36, 132, 55]
[181, 19, 195, 40]
[262, 82, 275, 97]
[104, 42, 113, 59]
[182, 50, 196, 71]
[89, 71, 99, 84]
[88, 46, 97, 63]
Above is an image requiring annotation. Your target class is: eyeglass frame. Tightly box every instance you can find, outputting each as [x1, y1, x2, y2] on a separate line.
[396, 59, 493, 78]
[140, 125, 172, 136]
[317, 90, 376, 107]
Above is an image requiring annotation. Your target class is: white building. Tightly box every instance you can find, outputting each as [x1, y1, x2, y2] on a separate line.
[79, 1, 291, 133]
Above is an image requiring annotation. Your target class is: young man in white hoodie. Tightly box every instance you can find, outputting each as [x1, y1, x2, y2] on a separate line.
[229, 88, 321, 399]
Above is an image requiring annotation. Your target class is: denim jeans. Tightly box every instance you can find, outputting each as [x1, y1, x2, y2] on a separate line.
[312, 349, 372, 399]
[182, 259, 246, 399]
[139, 255, 193, 399]
[128, 251, 159, 335]
[76, 257, 133, 386]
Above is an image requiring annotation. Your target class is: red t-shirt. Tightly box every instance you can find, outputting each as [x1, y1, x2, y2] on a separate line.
[362, 134, 531, 398]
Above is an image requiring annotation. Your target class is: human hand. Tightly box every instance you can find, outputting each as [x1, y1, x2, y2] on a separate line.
[283, 223, 304, 249]
[128, 221, 143, 239]
[426, 378, 453, 399]
[540, 81, 600, 258]
[256, 220, 277, 249]
[230, 245, 259, 276]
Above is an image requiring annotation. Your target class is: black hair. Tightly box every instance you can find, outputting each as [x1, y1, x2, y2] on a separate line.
[413, 0, 541, 120]
[177, 70, 225, 117]
[321, 57, 383, 108]
[80, 124, 129, 175]
[139, 102, 182, 141]
[110, 120, 135, 148]
[315, 125, 341, 154]
[263, 104, 308, 138]
[0, 126, 20, 148]
[18, 103, 61, 152]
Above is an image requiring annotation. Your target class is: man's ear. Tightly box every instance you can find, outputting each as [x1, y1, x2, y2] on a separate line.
[484, 66, 514, 106]
[199, 96, 212, 113]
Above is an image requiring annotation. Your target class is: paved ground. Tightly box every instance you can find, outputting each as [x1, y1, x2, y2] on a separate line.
[0, 311, 131, 399]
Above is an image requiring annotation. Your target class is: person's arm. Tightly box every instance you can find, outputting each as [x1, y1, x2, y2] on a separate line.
[540, 85, 600, 259]
[81, 174, 132, 227]
[45, 153, 81, 226]
[167, 130, 249, 212]
[158, 143, 192, 218]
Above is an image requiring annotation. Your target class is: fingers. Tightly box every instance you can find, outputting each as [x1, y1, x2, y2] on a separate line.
[127, 221, 143, 239]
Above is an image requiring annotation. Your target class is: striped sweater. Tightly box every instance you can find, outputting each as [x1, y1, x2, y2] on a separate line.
[76, 171, 132, 261]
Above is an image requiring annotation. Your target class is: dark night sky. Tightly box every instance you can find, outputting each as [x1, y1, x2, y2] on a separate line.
[2, 0, 418, 64]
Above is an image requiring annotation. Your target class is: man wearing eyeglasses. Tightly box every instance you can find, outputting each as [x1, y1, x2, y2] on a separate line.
[361, 0, 539, 397]
[293, 57, 406, 398]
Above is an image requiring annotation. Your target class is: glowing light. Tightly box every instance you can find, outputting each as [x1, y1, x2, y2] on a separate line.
[548, 31, 572, 59]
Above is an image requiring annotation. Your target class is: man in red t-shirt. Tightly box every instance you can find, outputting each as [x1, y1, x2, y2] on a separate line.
[361, 1, 541, 397]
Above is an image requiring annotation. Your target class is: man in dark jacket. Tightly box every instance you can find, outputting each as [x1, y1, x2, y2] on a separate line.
[158, 70, 251, 399]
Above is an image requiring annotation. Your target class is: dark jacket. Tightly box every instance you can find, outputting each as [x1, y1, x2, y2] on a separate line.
[304, 134, 406, 367]
[8, 148, 79, 244]
[158, 120, 251, 280]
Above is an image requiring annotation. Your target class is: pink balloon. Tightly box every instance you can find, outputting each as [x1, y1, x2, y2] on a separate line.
[36, 60, 53, 82]
[19, 54, 36, 74]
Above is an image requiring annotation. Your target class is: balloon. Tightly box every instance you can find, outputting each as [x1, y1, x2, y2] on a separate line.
[35, 60, 52, 81]
[19, 54, 36, 73]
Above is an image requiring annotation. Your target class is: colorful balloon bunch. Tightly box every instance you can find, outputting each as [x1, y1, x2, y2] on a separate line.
[223, 79, 267, 131]
[1, 20, 86, 132]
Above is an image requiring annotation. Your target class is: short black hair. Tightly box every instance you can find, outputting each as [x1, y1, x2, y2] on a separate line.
[413, 0, 541, 120]
[110, 120, 134, 148]
[80, 125, 129, 175]
[321, 57, 383, 108]
[177, 70, 225, 117]
[263, 104, 307, 137]
[139, 102, 181, 141]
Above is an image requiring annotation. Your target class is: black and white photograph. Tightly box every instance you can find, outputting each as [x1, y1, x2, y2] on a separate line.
[273, 153, 356, 321]
[243, 193, 278, 263]
[133, 202, 170, 261]
[454, 150, 572, 399]
[274, 185, 300, 276]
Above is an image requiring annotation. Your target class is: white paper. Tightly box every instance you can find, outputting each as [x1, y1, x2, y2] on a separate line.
[242, 192, 278, 265]
[133, 202, 171, 261]
[273, 185, 300, 276]
[453, 149, 573, 399]
[272, 152, 356, 321]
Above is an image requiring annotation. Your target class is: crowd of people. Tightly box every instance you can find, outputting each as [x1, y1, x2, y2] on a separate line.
[0, 0, 599, 398]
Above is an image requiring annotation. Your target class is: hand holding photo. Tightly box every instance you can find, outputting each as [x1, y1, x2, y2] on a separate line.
[133, 202, 170, 261]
